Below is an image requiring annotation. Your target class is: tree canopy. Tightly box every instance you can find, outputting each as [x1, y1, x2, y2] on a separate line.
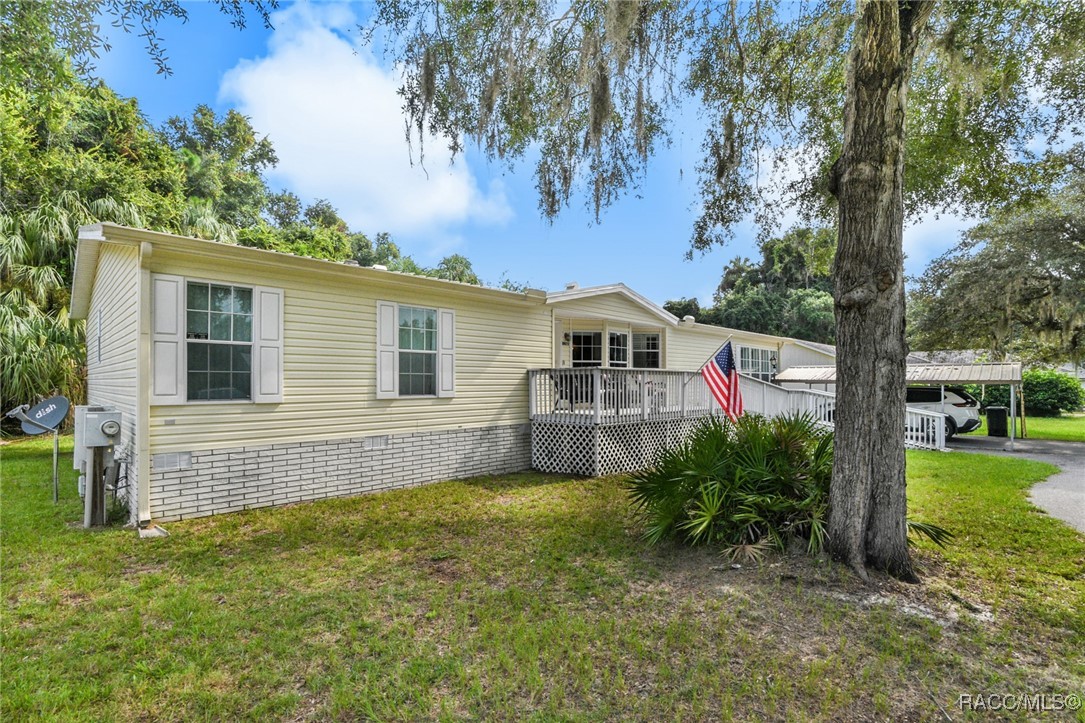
[162, 105, 278, 228]
[909, 170, 1085, 364]
[664, 227, 837, 343]
[363, 1, 1080, 242]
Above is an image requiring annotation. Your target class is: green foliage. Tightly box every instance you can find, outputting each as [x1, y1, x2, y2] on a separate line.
[0, 1, 272, 79]
[430, 254, 480, 285]
[969, 369, 1085, 417]
[179, 199, 237, 243]
[783, 288, 835, 344]
[496, 274, 531, 293]
[302, 199, 347, 232]
[1, 193, 142, 414]
[362, 3, 1081, 246]
[266, 189, 302, 227]
[162, 105, 278, 228]
[909, 174, 1085, 364]
[351, 231, 402, 267]
[625, 414, 834, 561]
[716, 286, 786, 332]
[663, 227, 836, 343]
[754, 228, 836, 294]
[662, 297, 702, 322]
[906, 520, 954, 549]
[237, 223, 351, 262]
[1, 73, 188, 228]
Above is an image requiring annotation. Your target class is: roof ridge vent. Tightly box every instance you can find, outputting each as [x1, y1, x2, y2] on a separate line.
[564, 281, 579, 290]
[372, 264, 388, 271]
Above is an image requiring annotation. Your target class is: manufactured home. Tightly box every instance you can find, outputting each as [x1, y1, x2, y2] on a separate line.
[71, 224, 854, 526]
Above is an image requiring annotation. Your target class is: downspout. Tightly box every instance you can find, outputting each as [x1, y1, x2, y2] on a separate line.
[136, 242, 153, 525]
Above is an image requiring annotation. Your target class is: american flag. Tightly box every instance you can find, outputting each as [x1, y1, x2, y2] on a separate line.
[701, 341, 744, 421]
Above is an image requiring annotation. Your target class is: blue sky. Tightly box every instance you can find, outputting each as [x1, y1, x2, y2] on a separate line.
[93, 1, 971, 305]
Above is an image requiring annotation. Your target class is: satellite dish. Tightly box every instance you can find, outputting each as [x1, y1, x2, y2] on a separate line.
[16, 396, 70, 435]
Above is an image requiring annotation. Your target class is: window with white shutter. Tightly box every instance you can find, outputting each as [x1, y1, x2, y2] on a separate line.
[150, 273, 283, 404]
[376, 301, 455, 398]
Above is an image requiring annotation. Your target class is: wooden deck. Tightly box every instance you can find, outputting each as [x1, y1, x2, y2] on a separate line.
[527, 368, 945, 476]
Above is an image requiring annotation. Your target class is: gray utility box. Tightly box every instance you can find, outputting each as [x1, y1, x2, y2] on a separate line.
[73, 406, 122, 472]
[84, 410, 122, 447]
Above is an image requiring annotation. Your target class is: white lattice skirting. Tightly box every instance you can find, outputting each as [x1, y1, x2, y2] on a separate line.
[531, 414, 717, 476]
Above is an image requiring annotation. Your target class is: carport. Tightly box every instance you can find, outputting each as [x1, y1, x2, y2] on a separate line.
[774, 363, 1024, 450]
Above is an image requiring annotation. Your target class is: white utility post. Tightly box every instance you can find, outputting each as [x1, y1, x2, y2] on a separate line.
[1009, 383, 1016, 451]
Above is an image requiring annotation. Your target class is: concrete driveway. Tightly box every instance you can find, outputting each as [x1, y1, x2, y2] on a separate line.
[946, 434, 1085, 534]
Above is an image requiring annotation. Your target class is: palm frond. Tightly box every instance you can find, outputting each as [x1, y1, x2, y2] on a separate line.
[907, 519, 955, 549]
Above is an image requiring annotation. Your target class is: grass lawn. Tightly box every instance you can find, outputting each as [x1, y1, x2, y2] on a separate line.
[964, 412, 1085, 443]
[3, 436, 1084, 721]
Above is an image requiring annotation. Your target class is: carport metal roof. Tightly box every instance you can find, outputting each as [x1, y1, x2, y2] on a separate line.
[775, 363, 1022, 385]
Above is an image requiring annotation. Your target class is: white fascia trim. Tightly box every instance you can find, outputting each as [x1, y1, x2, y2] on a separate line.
[545, 283, 679, 326]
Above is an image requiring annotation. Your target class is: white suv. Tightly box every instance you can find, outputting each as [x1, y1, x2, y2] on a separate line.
[906, 386, 981, 438]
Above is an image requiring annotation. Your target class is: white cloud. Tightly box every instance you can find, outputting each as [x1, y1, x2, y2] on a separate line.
[218, 3, 511, 236]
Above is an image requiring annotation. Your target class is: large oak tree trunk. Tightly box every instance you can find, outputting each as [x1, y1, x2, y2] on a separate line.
[828, 1, 933, 582]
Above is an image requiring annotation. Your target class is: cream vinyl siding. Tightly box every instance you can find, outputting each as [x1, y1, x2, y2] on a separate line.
[779, 342, 836, 369]
[665, 327, 782, 371]
[147, 249, 550, 453]
[550, 293, 668, 327]
[85, 243, 141, 504]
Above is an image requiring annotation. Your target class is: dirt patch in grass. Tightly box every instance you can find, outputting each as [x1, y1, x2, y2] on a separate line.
[421, 555, 465, 584]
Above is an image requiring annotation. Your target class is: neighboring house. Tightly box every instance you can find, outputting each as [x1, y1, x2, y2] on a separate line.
[69, 224, 852, 525]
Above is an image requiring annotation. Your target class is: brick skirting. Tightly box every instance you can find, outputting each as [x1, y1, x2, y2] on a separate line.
[148, 424, 532, 521]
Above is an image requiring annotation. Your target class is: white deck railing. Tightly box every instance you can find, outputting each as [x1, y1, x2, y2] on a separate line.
[905, 407, 946, 450]
[528, 368, 946, 450]
[527, 368, 718, 426]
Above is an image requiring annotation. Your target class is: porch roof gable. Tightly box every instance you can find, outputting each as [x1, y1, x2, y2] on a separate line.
[545, 284, 679, 326]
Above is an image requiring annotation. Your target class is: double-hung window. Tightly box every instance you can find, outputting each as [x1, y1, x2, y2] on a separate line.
[150, 273, 283, 405]
[186, 283, 253, 401]
[632, 333, 661, 369]
[376, 301, 455, 398]
[398, 305, 437, 396]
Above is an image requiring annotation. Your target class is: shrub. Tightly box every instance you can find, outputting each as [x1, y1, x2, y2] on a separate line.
[968, 369, 1085, 417]
[624, 413, 833, 561]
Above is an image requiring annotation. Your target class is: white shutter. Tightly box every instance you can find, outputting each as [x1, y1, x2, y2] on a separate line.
[437, 308, 455, 398]
[150, 274, 185, 405]
[376, 301, 398, 399]
[252, 286, 284, 403]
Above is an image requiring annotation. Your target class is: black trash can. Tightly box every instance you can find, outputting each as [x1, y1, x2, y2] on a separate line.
[987, 406, 1008, 437]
